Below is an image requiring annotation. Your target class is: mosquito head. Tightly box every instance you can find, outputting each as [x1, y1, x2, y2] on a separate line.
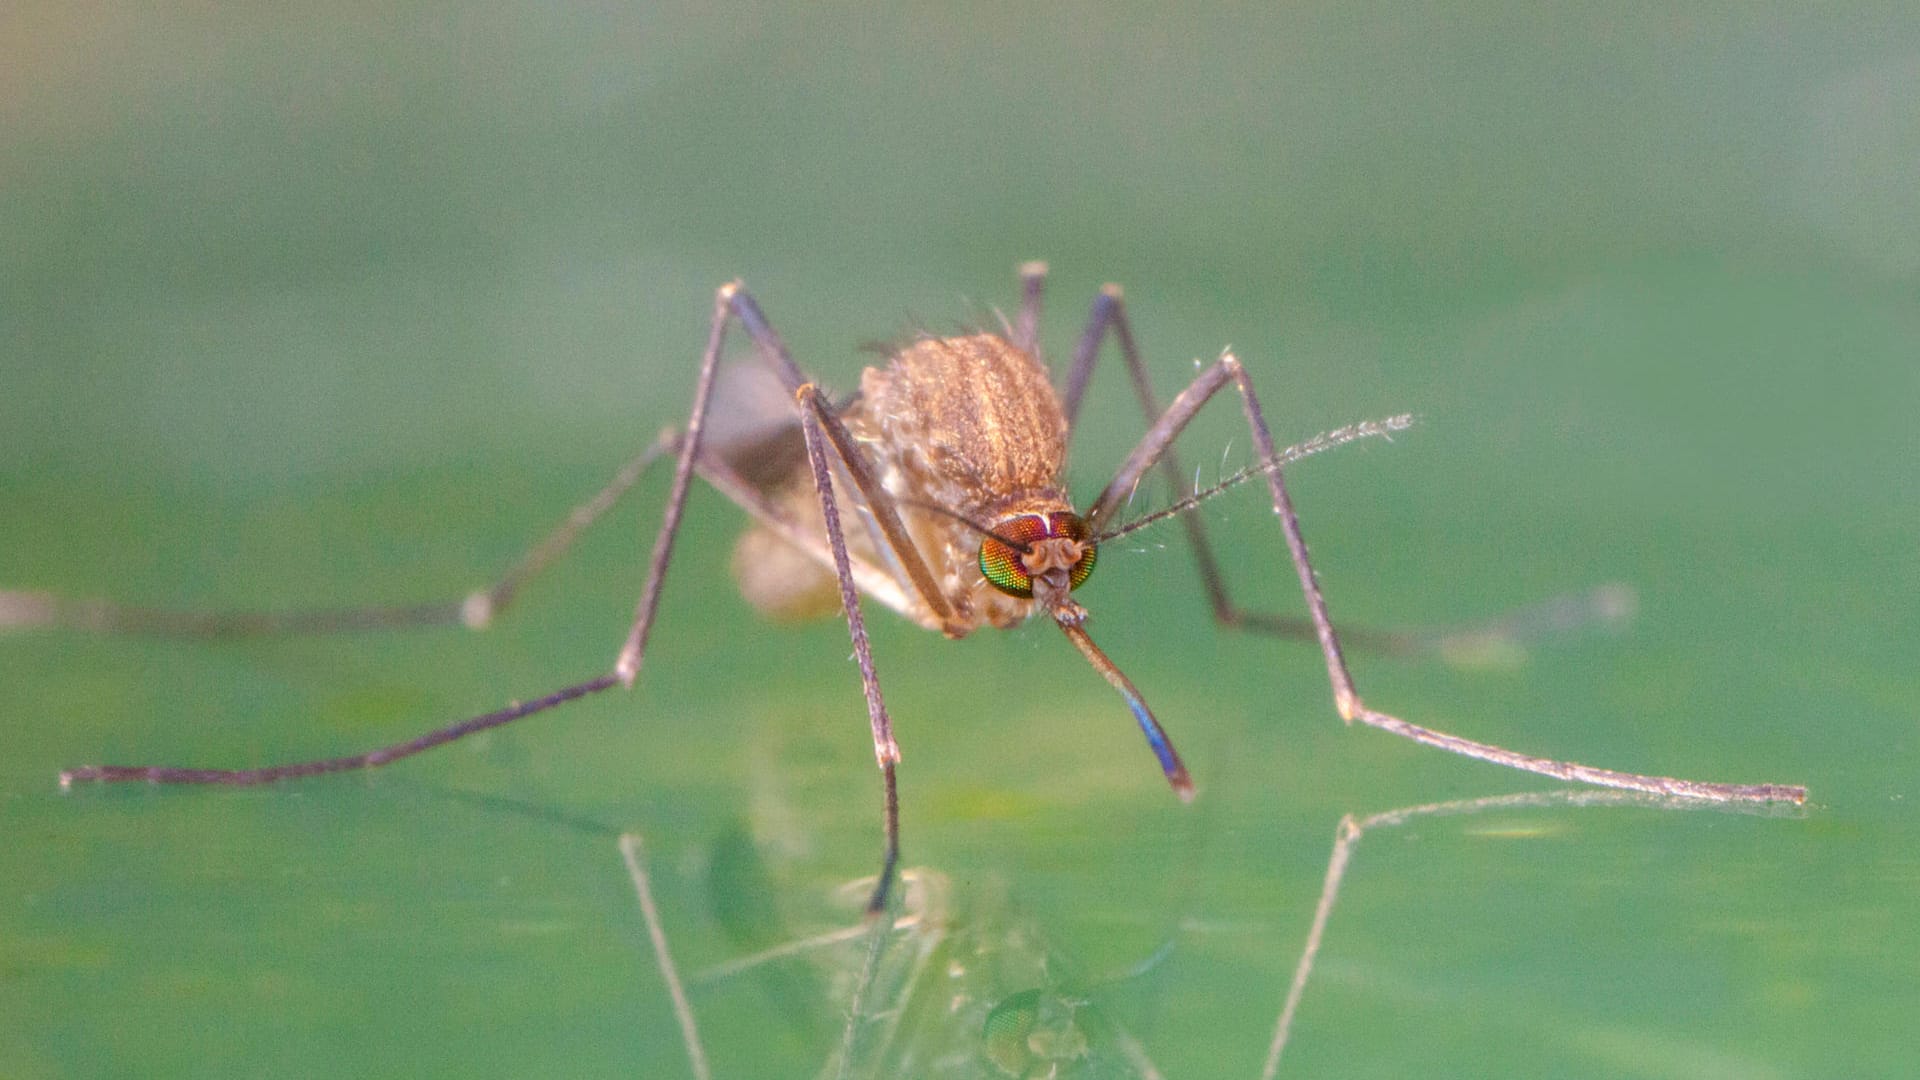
[883, 499, 1183, 796]
[978, 511, 1098, 612]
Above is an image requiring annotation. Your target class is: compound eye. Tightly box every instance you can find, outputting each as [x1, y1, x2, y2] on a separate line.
[978, 513, 1098, 598]
[979, 519, 1042, 598]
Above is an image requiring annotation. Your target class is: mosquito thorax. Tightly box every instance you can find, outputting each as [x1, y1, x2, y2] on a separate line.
[978, 511, 1097, 600]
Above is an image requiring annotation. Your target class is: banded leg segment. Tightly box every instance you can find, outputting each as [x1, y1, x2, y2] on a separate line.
[1089, 352, 1806, 805]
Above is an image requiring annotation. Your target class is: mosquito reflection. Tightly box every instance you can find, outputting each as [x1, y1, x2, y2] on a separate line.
[619, 837, 1172, 1080]
[1260, 788, 1805, 1079]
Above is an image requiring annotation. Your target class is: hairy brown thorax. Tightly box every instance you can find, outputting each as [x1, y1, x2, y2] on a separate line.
[858, 333, 1070, 520]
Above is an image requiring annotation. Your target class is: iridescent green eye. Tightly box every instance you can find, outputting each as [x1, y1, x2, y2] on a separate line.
[978, 512, 1097, 598]
[979, 531, 1034, 597]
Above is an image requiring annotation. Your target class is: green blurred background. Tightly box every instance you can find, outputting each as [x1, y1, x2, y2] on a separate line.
[4, 4, 1917, 1077]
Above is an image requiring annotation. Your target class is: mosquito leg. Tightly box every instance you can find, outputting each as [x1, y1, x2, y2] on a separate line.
[1225, 354, 1805, 803]
[461, 434, 673, 629]
[0, 588, 468, 638]
[60, 673, 623, 787]
[796, 382, 904, 914]
[3, 436, 672, 640]
[1063, 287, 1633, 659]
[1085, 354, 1807, 805]
[611, 282, 739, 685]
[60, 282, 740, 789]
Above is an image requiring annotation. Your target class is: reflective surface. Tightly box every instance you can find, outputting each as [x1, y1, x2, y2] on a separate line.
[4, 5, 1916, 1077]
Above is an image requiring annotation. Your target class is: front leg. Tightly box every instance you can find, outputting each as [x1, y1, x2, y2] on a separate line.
[1089, 352, 1807, 806]
[795, 382, 904, 914]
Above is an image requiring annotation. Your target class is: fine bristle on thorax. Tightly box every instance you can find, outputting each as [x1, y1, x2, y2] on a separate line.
[852, 333, 1070, 519]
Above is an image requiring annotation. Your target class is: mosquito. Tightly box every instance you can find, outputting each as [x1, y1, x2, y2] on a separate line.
[10, 263, 1807, 914]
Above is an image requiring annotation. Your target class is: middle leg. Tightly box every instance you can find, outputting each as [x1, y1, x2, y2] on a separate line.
[1061, 282, 1385, 646]
[56, 282, 761, 787]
